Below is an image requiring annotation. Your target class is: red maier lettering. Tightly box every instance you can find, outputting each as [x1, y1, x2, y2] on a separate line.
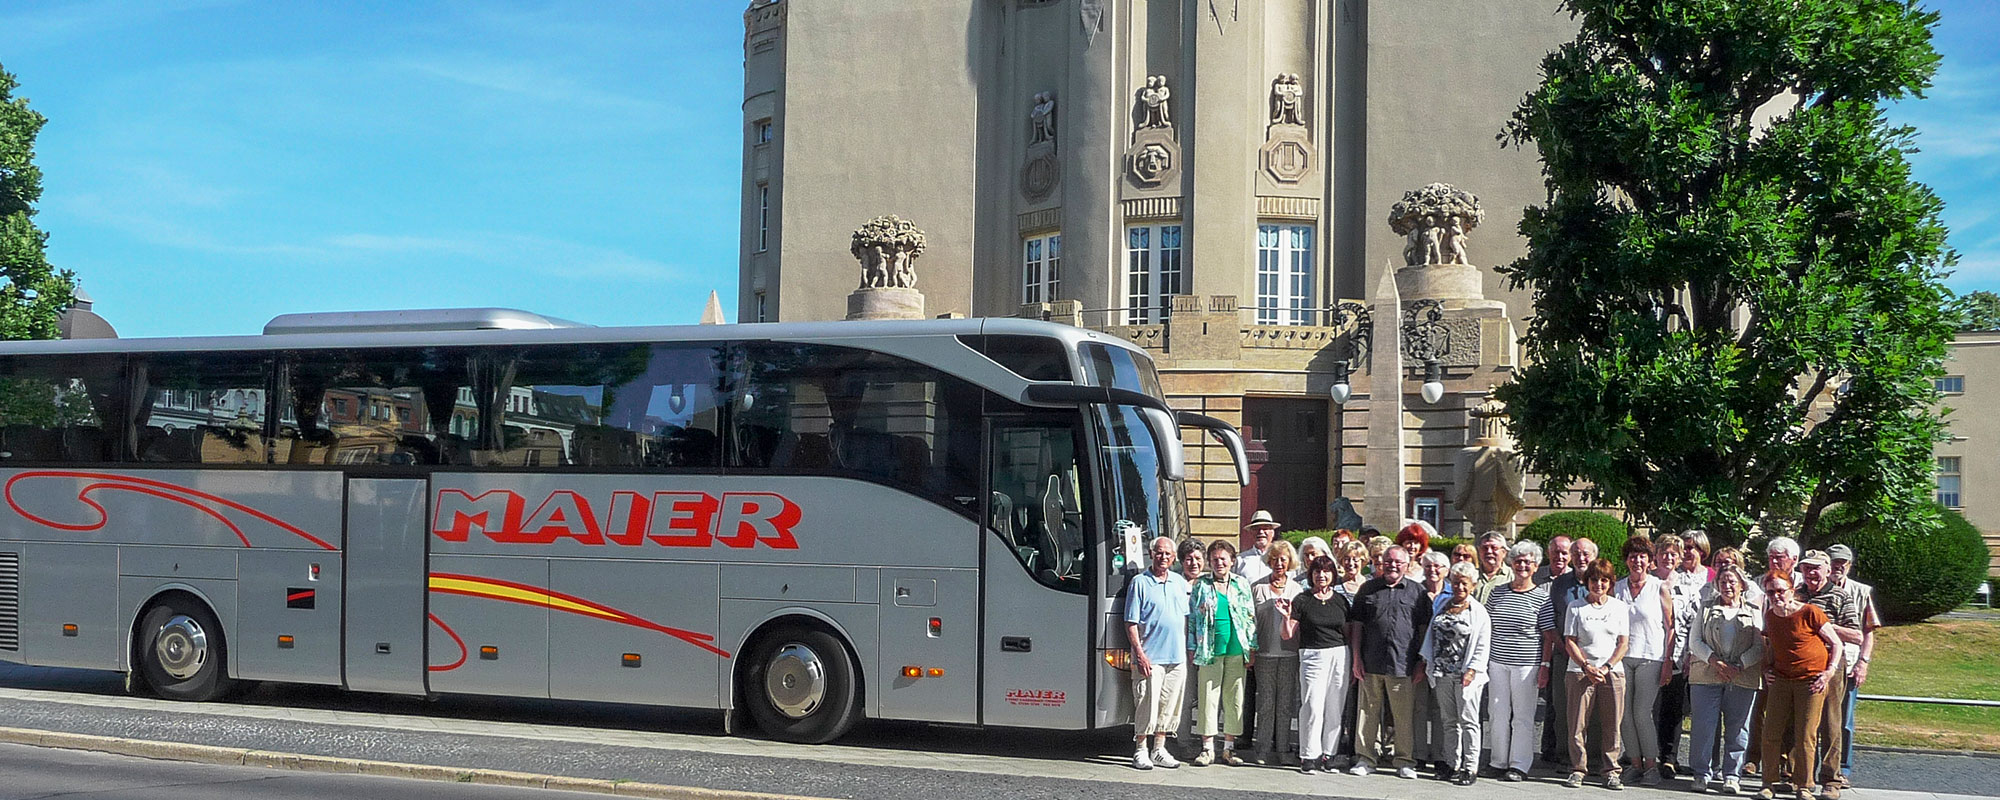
[648, 492, 716, 547]
[517, 490, 604, 545]
[715, 492, 801, 549]
[603, 491, 650, 545]
[432, 489, 524, 542]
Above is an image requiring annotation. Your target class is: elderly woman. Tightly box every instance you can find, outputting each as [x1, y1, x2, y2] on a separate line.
[1760, 576, 1841, 800]
[1411, 549, 1455, 775]
[1331, 539, 1371, 766]
[1452, 541, 1478, 567]
[1563, 557, 1630, 790]
[1616, 535, 1677, 786]
[1191, 539, 1257, 765]
[1484, 539, 1551, 781]
[1689, 565, 1764, 795]
[1250, 541, 1303, 764]
[1297, 536, 1333, 580]
[1422, 562, 1492, 786]
[1286, 555, 1353, 773]
[1397, 520, 1435, 561]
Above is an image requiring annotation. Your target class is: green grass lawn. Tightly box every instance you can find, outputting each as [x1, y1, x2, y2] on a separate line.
[1852, 617, 2000, 751]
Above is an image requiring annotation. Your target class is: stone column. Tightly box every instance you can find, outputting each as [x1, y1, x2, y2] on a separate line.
[1363, 269, 1405, 529]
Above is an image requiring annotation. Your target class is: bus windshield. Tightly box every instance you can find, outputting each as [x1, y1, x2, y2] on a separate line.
[1093, 403, 1184, 588]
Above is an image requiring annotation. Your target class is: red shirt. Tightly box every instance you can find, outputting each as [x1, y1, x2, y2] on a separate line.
[1764, 603, 1831, 681]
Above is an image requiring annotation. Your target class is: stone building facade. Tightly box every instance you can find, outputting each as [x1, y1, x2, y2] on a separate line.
[1938, 332, 2000, 575]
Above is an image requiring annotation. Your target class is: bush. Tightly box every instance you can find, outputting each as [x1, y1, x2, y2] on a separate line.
[1519, 511, 1630, 566]
[1835, 505, 1989, 624]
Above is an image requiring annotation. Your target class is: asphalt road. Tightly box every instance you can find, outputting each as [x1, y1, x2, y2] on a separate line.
[0, 663, 1992, 800]
[0, 741, 624, 800]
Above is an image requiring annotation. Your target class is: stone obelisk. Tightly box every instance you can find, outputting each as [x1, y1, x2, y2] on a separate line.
[1364, 269, 1406, 529]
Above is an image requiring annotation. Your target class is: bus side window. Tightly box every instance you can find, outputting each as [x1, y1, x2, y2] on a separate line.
[128, 353, 274, 465]
[279, 348, 450, 467]
[0, 354, 123, 465]
[450, 342, 726, 470]
[987, 421, 1086, 594]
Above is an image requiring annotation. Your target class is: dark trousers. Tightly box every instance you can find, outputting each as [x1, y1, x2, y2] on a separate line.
[1657, 672, 1689, 765]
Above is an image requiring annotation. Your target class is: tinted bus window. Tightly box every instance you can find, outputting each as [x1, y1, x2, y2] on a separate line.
[1081, 342, 1163, 397]
[732, 342, 980, 513]
[958, 334, 1072, 381]
[0, 354, 123, 464]
[279, 348, 460, 466]
[130, 352, 274, 464]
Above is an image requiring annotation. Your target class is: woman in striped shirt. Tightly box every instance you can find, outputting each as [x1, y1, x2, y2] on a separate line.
[1484, 540, 1553, 782]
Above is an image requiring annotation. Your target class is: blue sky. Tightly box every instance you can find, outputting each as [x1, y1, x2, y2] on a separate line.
[0, 1, 1994, 339]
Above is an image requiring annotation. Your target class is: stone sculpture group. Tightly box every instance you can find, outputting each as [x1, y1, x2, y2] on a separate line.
[1388, 182, 1484, 267]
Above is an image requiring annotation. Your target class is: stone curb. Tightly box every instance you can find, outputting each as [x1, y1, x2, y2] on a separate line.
[0, 726, 823, 800]
[1853, 743, 2000, 761]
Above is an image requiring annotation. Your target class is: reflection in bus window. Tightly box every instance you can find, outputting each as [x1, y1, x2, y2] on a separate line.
[129, 352, 272, 464]
[0, 354, 122, 464]
[989, 420, 1086, 593]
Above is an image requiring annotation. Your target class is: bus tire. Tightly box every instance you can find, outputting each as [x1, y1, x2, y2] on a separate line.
[741, 624, 859, 744]
[135, 597, 236, 702]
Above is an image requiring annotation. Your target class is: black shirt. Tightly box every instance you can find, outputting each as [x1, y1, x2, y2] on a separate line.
[1292, 590, 1352, 650]
[1352, 576, 1432, 677]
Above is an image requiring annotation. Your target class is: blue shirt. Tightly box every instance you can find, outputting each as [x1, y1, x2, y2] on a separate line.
[1125, 570, 1191, 665]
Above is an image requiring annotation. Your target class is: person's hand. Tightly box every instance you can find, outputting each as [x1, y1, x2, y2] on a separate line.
[1810, 670, 1830, 694]
[1717, 662, 1740, 682]
[1275, 598, 1292, 617]
[1851, 660, 1869, 686]
[1134, 651, 1153, 676]
[1414, 672, 1427, 686]
[1246, 655, 1255, 670]
[1537, 665, 1550, 690]
[1462, 669, 1478, 688]
[1660, 663, 1676, 688]
[1352, 661, 1365, 683]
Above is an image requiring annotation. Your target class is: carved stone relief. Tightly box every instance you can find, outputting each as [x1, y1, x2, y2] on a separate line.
[1270, 73, 1304, 126]
[1389, 183, 1484, 267]
[1029, 91, 1057, 147]
[850, 215, 926, 290]
[1128, 140, 1176, 188]
[1136, 75, 1172, 131]
[1022, 91, 1059, 201]
[1080, 0, 1104, 47]
[1125, 77, 1179, 190]
[1260, 73, 1312, 184]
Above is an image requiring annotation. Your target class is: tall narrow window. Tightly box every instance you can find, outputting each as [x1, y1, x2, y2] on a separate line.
[1124, 223, 1183, 323]
[1937, 456, 1962, 508]
[1256, 222, 1316, 325]
[755, 119, 773, 144]
[1022, 232, 1061, 304]
[756, 184, 770, 252]
[755, 291, 768, 323]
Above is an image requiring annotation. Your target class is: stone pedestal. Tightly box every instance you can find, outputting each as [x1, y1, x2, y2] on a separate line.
[1395, 264, 1505, 313]
[846, 287, 925, 320]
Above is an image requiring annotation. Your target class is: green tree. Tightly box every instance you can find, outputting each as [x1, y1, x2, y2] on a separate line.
[1949, 289, 2000, 332]
[0, 64, 75, 341]
[1496, 0, 1955, 547]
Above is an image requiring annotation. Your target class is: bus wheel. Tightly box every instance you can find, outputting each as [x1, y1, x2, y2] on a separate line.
[136, 598, 236, 702]
[742, 624, 859, 744]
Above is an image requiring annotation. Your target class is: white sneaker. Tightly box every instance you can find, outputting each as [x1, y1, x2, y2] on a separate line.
[1151, 748, 1181, 769]
[1132, 750, 1153, 770]
[1723, 776, 1743, 795]
[1695, 777, 1712, 793]
[1348, 762, 1374, 776]
[1397, 766, 1419, 779]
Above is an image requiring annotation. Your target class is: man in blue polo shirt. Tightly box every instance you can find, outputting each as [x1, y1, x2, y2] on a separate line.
[1127, 535, 1191, 770]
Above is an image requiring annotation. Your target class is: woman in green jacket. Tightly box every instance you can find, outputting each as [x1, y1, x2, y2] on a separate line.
[1191, 538, 1258, 765]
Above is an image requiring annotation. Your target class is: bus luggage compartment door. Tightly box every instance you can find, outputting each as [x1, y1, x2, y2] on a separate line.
[342, 478, 429, 695]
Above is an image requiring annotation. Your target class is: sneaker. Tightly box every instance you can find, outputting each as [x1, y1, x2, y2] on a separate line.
[1480, 765, 1506, 779]
[1504, 768, 1527, 782]
[1694, 777, 1712, 793]
[1565, 771, 1586, 789]
[1397, 766, 1419, 780]
[1662, 763, 1679, 780]
[1220, 749, 1244, 766]
[1797, 789, 1816, 800]
[1757, 786, 1776, 800]
[1434, 760, 1455, 778]
[1151, 748, 1181, 769]
[1348, 762, 1373, 776]
[1299, 759, 1315, 774]
[1723, 777, 1742, 796]
[1132, 750, 1153, 770]
[1454, 770, 1477, 786]
[1644, 767, 1663, 787]
[1607, 773, 1625, 791]
[1193, 749, 1214, 767]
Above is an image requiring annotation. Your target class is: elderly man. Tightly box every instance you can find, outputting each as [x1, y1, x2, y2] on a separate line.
[1348, 545, 1433, 778]
[1126, 536, 1191, 770]
[1535, 534, 1574, 585]
[1473, 530, 1511, 604]
[1541, 536, 1601, 770]
[1827, 545, 1878, 789]
[1238, 511, 1279, 584]
[1798, 550, 1864, 799]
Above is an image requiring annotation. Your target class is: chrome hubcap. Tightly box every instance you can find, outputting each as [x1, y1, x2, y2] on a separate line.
[154, 614, 208, 681]
[765, 642, 826, 719]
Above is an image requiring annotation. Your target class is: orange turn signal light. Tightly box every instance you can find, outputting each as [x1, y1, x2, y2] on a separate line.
[902, 665, 922, 678]
[1103, 648, 1134, 671]
[926, 667, 944, 677]
[61, 624, 78, 637]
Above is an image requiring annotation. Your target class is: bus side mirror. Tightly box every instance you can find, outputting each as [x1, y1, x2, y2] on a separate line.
[1137, 406, 1185, 482]
[1175, 411, 1250, 487]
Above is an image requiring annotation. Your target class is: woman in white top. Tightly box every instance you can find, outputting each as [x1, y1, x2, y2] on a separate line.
[1563, 557, 1630, 790]
[1615, 534, 1676, 786]
[1250, 541, 1304, 764]
[1421, 562, 1492, 786]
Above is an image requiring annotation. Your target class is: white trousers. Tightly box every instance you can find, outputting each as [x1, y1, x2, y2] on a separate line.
[1133, 661, 1188, 737]
[1486, 663, 1543, 772]
[1297, 646, 1351, 760]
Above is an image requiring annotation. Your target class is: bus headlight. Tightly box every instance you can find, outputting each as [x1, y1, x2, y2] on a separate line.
[1102, 648, 1134, 671]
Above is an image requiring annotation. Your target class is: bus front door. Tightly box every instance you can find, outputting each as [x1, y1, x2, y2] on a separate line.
[342, 478, 429, 695]
[979, 417, 1091, 728]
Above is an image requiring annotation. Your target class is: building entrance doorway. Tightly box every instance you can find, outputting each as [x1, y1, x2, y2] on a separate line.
[1239, 397, 1328, 543]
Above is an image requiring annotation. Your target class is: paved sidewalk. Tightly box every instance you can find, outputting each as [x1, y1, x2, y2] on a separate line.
[0, 662, 1991, 800]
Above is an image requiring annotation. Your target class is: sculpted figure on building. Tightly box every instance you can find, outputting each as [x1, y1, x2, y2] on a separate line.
[1029, 91, 1057, 147]
[1270, 73, 1304, 126]
[1389, 183, 1484, 267]
[1452, 392, 1527, 535]
[850, 215, 926, 290]
[1137, 75, 1172, 130]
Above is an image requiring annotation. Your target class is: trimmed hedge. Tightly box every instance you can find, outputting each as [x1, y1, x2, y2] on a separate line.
[1836, 505, 1988, 624]
[1519, 511, 1630, 567]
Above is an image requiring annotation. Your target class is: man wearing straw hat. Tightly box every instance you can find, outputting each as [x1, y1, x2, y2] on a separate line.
[1239, 510, 1281, 584]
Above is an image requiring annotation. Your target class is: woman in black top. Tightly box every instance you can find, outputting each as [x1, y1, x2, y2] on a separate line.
[1284, 555, 1352, 772]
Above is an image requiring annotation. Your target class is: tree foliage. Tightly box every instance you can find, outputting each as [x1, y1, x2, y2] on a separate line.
[1832, 503, 1988, 623]
[0, 64, 75, 341]
[1518, 510, 1631, 565]
[1497, 0, 1955, 547]
[1949, 289, 2000, 332]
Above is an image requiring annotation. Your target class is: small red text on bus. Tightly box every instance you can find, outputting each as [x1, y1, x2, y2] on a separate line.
[431, 489, 801, 549]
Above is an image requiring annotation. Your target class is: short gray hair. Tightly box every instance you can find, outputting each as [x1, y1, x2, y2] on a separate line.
[1508, 540, 1543, 564]
[1766, 536, 1800, 559]
[1420, 550, 1450, 569]
[1476, 530, 1509, 547]
[1448, 561, 1481, 582]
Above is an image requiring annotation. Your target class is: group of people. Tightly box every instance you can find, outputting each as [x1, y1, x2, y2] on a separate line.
[1122, 514, 1881, 800]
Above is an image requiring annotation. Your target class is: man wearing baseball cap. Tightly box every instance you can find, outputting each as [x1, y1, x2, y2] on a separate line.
[1797, 549, 1864, 799]
[1825, 544, 1879, 789]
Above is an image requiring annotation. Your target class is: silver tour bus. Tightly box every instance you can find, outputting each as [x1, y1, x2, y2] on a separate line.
[0, 309, 1246, 742]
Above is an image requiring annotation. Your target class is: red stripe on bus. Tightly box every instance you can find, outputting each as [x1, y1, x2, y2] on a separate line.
[287, 590, 315, 602]
[4, 471, 337, 551]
